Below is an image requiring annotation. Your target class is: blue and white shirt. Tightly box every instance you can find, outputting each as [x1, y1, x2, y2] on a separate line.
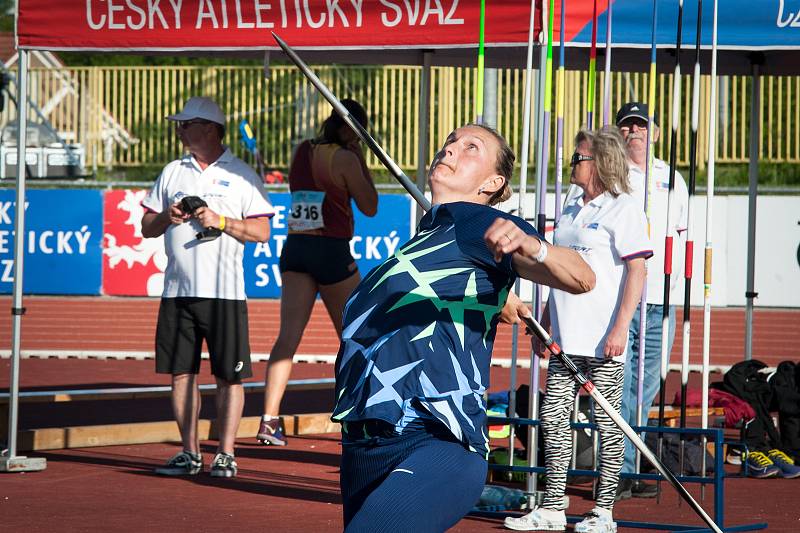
[549, 191, 652, 362]
[332, 202, 541, 458]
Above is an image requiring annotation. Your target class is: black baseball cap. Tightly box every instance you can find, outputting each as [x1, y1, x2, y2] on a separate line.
[615, 102, 659, 127]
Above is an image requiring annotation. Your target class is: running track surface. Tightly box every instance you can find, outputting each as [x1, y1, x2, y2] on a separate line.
[2, 297, 798, 532]
[3, 438, 796, 532]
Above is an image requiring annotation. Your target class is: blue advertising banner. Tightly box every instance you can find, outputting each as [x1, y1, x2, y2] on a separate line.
[244, 193, 412, 298]
[0, 189, 103, 295]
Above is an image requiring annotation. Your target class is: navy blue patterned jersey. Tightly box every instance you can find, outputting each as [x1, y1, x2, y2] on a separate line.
[332, 202, 541, 457]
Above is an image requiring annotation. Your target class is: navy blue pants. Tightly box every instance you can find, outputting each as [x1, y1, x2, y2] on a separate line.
[340, 420, 487, 533]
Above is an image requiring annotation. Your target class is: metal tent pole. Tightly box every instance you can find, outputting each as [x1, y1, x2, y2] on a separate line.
[528, 0, 548, 500]
[744, 62, 760, 361]
[1, 48, 46, 474]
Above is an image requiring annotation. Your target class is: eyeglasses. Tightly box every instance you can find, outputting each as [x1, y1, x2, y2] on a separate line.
[570, 152, 594, 167]
[177, 119, 212, 129]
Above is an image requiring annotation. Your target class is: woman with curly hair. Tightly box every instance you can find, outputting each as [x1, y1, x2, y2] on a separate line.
[506, 127, 651, 533]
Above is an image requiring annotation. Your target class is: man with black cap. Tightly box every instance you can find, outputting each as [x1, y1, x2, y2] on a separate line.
[615, 102, 689, 500]
[141, 96, 274, 478]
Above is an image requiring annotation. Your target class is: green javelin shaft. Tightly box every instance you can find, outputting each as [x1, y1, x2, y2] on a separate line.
[545, 0, 555, 115]
[586, 0, 598, 127]
[534, 0, 557, 320]
[476, 0, 486, 123]
[554, 0, 566, 221]
[536, 0, 555, 236]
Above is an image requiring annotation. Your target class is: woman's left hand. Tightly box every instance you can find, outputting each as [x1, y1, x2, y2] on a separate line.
[484, 218, 540, 262]
[603, 326, 628, 359]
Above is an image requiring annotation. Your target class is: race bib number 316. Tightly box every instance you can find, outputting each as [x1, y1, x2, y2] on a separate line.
[288, 190, 325, 231]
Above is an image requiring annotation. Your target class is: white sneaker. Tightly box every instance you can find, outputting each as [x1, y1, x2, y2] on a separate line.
[504, 507, 566, 531]
[209, 452, 238, 478]
[574, 507, 617, 533]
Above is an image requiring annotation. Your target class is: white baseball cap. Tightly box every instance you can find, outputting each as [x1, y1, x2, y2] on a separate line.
[167, 96, 226, 126]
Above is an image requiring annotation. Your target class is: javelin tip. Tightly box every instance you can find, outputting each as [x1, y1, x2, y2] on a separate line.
[272, 32, 288, 50]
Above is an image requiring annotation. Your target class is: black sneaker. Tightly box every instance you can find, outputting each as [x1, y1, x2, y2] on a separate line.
[257, 417, 287, 446]
[154, 450, 202, 476]
[210, 452, 238, 478]
[630, 480, 658, 498]
[615, 478, 632, 502]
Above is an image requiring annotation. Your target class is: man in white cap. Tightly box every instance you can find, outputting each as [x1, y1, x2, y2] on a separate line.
[141, 96, 274, 478]
[615, 101, 689, 500]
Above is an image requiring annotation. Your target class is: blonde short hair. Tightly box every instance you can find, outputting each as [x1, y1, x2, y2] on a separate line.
[575, 126, 631, 196]
[465, 123, 514, 205]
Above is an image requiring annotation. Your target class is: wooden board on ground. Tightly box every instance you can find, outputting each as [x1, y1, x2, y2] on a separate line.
[15, 413, 340, 452]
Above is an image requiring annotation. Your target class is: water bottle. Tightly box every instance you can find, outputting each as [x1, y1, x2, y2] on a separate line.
[475, 484, 528, 511]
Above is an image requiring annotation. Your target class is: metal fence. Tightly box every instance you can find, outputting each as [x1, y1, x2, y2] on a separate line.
[4, 65, 798, 173]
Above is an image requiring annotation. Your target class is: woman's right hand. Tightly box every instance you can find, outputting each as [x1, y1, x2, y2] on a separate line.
[499, 292, 530, 325]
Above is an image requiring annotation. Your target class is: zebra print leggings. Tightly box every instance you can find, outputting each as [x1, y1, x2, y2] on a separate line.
[541, 356, 625, 511]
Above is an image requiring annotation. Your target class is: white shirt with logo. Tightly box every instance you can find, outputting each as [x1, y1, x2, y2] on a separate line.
[142, 149, 274, 300]
[628, 158, 689, 306]
[549, 191, 652, 361]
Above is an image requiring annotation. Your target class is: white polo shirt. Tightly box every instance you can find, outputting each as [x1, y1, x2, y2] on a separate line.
[549, 191, 652, 361]
[628, 158, 689, 306]
[142, 148, 274, 300]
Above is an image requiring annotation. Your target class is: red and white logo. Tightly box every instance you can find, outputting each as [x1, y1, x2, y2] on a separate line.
[102, 189, 166, 296]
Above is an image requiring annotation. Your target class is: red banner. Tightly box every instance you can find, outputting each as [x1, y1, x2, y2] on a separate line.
[18, 0, 541, 52]
[102, 189, 165, 297]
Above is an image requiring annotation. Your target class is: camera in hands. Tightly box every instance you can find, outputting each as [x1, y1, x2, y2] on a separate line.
[180, 195, 222, 242]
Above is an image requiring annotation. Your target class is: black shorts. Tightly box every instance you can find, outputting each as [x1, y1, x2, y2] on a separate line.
[155, 297, 252, 382]
[279, 234, 357, 285]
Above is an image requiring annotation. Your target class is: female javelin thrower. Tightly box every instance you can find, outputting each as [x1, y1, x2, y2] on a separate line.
[506, 127, 651, 533]
[332, 123, 596, 532]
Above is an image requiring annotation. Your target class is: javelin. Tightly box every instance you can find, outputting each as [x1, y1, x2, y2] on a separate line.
[679, 0, 703, 485]
[701, 0, 719, 501]
[602, 0, 613, 125]
[554, 0, 566, 221]
[534, 0, 555, 316]
[634, 0, 659, 479]
[539, 0, 555, 237]
[271, 31, 723, 533]
[529, 0, 556, 495]
[586, 0, 598, 128]
[476, 0, 486, 124]
[657, 0, 685, 500]
[271, 33, 430, 212]
[506, 0, 541, 498]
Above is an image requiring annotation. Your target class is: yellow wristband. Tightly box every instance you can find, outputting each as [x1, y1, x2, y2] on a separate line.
[218, 215, 226, 231]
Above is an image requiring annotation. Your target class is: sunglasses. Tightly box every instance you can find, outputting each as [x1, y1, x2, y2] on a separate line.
[570, 152, 594, 167]
[618, 118, 649, 133]
[177, 119, 212, 129]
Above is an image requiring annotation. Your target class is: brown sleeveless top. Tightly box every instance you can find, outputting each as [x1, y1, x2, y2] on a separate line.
[288, 140, 354, 239]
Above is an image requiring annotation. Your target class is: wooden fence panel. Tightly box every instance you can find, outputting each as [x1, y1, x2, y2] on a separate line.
[1, 66, 797, 175]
